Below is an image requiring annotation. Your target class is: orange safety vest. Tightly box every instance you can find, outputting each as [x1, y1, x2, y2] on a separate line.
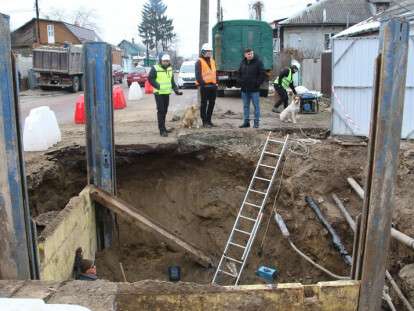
[196, 57, 217, 86]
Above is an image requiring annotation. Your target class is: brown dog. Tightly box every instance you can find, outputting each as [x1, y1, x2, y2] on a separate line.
[182, 105, 199, 128]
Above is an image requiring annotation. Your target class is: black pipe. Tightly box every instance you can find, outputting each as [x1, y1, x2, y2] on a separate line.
[305, 196, 353, 266]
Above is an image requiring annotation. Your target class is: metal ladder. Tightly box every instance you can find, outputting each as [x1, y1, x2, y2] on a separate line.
[212, 133, 289, 285]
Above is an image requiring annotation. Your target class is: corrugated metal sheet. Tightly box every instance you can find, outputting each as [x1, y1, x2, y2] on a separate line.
[281, 0, 372, 25]
[331, 35, 414, 139]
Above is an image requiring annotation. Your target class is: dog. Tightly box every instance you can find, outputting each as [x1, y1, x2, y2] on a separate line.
[280, 95, 300, 123]
[181, 105, 200, 129]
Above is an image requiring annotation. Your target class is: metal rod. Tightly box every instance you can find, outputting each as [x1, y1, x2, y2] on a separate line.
[119, 262, 127, 282]
[347, 178, 414, 250]
[0, 13, 39, 279]
[357, 18, 410, 311]
[84, 42, 116, 250]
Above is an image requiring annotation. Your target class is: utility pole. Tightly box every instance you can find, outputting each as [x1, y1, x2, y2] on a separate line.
[199, 0, 209, 50]
[35, 0, 41, 44]
[217, 0, 221, 22]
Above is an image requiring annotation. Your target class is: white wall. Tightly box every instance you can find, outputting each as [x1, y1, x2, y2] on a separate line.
[331, 36, 414, 139]
[283, 26, 345, 58]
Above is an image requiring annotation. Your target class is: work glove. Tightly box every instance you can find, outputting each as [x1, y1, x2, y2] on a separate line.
[175, 90, 183, 95]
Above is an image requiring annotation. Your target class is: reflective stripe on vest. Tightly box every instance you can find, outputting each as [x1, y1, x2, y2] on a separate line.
[196, 58, 217, 85]
[274, 69, 293, 90]
[154, 64, 173, 95]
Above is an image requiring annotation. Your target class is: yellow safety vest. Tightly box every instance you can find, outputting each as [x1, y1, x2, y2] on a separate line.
[154, 64, 173, 95]
[274, 69, 293, 90]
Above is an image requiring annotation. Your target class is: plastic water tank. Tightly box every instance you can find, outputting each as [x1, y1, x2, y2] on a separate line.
[128, 82, 143, 101]
[0, 298, 92, 311]
[23, 106, 61, 152]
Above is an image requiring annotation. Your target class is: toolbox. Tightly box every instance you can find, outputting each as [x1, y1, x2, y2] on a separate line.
[256, 266, 278, 283]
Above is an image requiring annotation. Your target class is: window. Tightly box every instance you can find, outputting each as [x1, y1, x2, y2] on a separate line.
[324, 32, 336, 50]
[47, 24, 55, 44]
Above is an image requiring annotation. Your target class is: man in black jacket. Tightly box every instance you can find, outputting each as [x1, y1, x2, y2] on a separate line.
[238, 48, 265, 128]
[273, 65, 298, 112]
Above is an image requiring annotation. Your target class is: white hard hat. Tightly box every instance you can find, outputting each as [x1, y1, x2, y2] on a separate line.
[201, 43, 213, 51]
[161, 54, 171, 61]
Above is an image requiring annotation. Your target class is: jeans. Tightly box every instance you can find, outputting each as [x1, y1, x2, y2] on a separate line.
[241, 91, 260, 122]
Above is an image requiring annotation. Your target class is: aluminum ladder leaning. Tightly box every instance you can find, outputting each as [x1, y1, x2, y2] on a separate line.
[212, 133, 289, 285]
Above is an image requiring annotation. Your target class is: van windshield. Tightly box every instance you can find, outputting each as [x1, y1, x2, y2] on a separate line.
[180, 65, 194, 73]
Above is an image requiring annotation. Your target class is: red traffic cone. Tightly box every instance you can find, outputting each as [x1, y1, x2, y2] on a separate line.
[74, 94, 85, 124]
[144, 80, 153, 94]
[113, 86, 127, 109]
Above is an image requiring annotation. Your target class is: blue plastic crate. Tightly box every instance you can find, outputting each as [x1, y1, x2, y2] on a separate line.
[256, 266, 278, 283]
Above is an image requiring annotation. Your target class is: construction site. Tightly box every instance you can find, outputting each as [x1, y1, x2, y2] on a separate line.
[1, 1, 414, 311]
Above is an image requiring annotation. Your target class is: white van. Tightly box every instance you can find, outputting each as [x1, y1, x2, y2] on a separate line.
[177, 61, 196, 89]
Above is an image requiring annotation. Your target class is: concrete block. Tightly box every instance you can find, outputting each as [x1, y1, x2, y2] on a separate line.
[0, 281, 25, 297]
[12, 281, 62, 300]
[38, 188, 97, 281]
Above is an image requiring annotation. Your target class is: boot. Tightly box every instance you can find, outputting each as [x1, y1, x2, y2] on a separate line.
[160, 130, 168, 137]
[253, 120, 259, 128]
[239, 120, 250, 128]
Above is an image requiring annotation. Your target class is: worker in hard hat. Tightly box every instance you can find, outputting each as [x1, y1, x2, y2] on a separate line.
[148, 53, 183, 137]
[273, 65, 299, 112]
[195, 43, 218, 128]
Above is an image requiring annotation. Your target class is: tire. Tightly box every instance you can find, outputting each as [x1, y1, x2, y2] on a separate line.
[71, 76, 80, 93]
[259, 89, 268, 97]
[79, 75, 84, 91]
[217, 89, 225, 97]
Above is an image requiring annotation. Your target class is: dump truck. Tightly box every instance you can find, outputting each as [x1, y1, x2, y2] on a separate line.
[213, 20, 273, 97]
[33, 45, 83, 92]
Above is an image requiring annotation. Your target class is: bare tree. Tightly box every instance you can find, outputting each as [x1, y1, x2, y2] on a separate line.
[250, 1, 264, 21]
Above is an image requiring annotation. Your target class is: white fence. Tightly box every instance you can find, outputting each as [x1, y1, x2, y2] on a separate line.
[331, 36, 414, 139]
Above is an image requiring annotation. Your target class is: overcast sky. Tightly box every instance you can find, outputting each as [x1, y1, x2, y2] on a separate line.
[3, 0, 314, 56]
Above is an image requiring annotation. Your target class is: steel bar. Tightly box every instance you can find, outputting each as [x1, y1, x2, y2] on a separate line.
[357, 18, 409, 311]
[84, 42, 116, 250]
[0, 13, 39, 279]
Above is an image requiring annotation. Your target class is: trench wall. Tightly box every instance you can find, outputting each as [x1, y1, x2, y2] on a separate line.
[37, 187, 96, 281]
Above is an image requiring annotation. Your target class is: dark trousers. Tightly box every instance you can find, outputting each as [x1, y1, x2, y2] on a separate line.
[154, 94, 170, 132]
[200, 86, 217, 124]
[274, 84, 289, 109]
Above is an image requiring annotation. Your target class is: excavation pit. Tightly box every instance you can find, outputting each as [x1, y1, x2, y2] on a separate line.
[27, 132, 414, 290]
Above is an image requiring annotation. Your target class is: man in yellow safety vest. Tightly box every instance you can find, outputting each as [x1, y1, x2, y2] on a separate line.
[272, 65, 298, 112]
[148, 54, 183, 137]
[195, 43, 218, 128]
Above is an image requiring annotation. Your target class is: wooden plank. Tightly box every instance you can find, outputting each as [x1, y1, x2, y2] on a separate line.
[88, 186, 213, 268]
[357, 19, 409, 311]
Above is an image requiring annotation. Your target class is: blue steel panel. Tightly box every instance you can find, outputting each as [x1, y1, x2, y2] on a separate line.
[0, 13, 38, 279]
[84, 42, 115, 249]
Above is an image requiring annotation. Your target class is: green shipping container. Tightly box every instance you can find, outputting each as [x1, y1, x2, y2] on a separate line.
[213, 20, 273, 72]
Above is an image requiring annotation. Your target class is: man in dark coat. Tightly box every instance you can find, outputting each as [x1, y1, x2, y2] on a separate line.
[238, 48, 265, 128]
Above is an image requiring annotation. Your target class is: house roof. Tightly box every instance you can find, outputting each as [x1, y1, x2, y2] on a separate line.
[63, 22, 101, 43]
[280, 0, 373, 26]
[12, 18, 101, 43]
[118, 40, 145, 52]
[334, 0, 414, 37]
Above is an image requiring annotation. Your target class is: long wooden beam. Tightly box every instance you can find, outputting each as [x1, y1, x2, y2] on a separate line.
[88, 185, 213, 268]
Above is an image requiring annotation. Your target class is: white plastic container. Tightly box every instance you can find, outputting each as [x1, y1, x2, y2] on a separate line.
[128, 82, 143, 101]
[23, 106, 61, 152]
[0, 298, 91, 311]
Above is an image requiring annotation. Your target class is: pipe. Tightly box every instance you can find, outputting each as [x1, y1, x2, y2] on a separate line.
[331, 193, 414, 311]
[347, 177, 414, 250]
[274, 213, 349, 280]
[305, 196, 353, 266]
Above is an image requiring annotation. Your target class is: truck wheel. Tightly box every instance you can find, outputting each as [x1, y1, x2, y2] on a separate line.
[79, 75, 84, 91]
[71, 76, 80, 93]
[217, 89, 225, 97]
[260, 89, 268, 97]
